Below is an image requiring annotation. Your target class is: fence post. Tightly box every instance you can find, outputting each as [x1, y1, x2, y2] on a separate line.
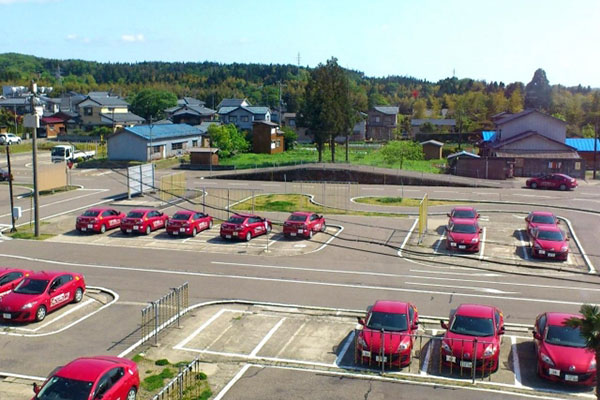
[380, 328, 385, 374]
[153, 301, 159, 346]
[175, 287, 181, 328]
[472, 339, 478, 383]
[202, 187, 206, 214]
[227, 189, 230, 219]
[252, 190, 255, 214]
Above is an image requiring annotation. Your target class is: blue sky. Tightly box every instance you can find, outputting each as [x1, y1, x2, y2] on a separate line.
[1, 0, 599, 87]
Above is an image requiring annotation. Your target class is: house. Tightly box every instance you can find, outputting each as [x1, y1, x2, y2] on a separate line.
[219, 105, 271, 131]
[165, 103, 216, 125]
[78, 94, 144, 130]
[107, 123, 207, 162]
[565, 138, 600, 170]
[366, 106, 399, 141]
[195, 121, 220, 135]
[411, 118, 456, 137]
[39, 116, 66, 138]
[178, 97, 205, 107]
[252, 121, 284, 154]
[420, 140, 444, 160]
[217, 98, 250, 109]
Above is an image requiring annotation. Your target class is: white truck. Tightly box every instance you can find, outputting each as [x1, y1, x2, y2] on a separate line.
[51, 145, 96, 163]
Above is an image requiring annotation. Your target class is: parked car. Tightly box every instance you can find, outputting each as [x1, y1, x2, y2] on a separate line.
[526, 174, 577, 191]
[440, 304, 504, 373]
[0, 167, 10, 181]
[530, 226, 569, 261]
[533, 312, 596, 386]
[0, 133, 22, 145]
[0, 270, 85, 322]
[447, 207, 480, 222]
[356, 300, 419, 368]
[283, 212, 326, 239]
[32, 356, 139, 400]
[0, 268, 32, 297]
[76, 208, 125, 233]
[525, 211, 558, 237]
[220, 214, 272, 241]
[165, 210, 212, 237]
[445, 219, 482, 252]
[121, 209, 168, 235]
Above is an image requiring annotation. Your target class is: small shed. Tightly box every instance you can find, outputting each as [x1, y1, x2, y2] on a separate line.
[190, 147, 219, 166]
[420, 140, 444, 160]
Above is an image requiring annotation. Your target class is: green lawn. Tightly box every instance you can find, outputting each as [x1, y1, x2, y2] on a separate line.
[354, 196, 460, 207]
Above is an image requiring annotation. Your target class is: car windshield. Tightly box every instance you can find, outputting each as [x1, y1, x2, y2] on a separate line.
[532, 215, 555, 224]
[13, 278, 49, 294]
[450, 223, 477, 234]
[366, 311, 408, 332]
[127, 211, 145, 218]
[82, 210, 99, 217]
[228, 216, 245, 224]
[172, 213, 190, 220]
[37, 376, 93, 400]
[288, 215, 307, 222]
[452, 209, 476, 218]
[537, 230, 564, 241]
[51, 147, 65, 156]
[545, 325, 586, 348]
[450, 315, 495, 337]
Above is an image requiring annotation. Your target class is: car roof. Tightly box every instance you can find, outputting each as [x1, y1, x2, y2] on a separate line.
[545, 312, 582, 326]
[372, 300, 409, 313]
[531, 211, 555, 216]
[55, 357, 124, 381]
[84, 207, 113, 212]
[449, 218, 478, 225]
[129, 208, 155, 213]
[27, 271, 74, 280]
[553, 173, 572, 178]
[232, 213, 258, 218]
[536, 225, 561, 232]
[0, 267, 29, 274]
[452, 207, 476, 212]
[455, 304, 494, 318]
[173, 210, 194, 215]
[291, 211, 312, 217]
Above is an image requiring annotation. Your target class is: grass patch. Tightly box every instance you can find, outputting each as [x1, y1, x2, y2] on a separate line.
[142, 367, 175, 391]
[39, 185, 79, 196]
[354, 196, 460, 207]
[5, 230, 54, 240]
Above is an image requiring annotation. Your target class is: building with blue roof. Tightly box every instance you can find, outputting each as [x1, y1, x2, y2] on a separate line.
[565, 138, 600, 169]
[107, 123, 208, 161]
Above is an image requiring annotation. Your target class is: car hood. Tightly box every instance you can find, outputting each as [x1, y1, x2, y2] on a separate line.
[535, 239, 567, 250]
[447, 231, 478, 243]
[0, 292, 41, 310]
[360, 328, 410, 353]
[541, 342, 595, 371]
[444, 331, 498, 358]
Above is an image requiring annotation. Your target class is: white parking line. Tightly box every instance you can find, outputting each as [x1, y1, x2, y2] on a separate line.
[511, 336, 523, 387]
[479, 227, 487, 261]
[276, 321, 307, 358]
[518, 230, 530, 261]
[433, 233, 445, 254]
[334, 330, 355, 367]
[250, 317, 286, 357]
[406, 282, 519, 295]
[213, 364, 251, 400]
[419, 331, 434, 375]
[10, 298, 95, 333]
[398, 218, 418, 257]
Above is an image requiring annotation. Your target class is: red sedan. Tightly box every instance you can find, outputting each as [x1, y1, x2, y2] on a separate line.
[0, 268, 32, 297]
[165, 210, 213, 237]
[526, 173, 577, 191]
[445, 219, 482, 252]
[283, 212, 326, 239]
[33, 356, 139, 400]
[525, 211, 558, 237]
[530, 226, 569, 261]
[356, 300, 419, 368]
[440, 304, 505, 373]
[0, 271, 85, 322]
[447, 207, 480, 222]
[533, 312, 596, 386]
[76, 208, 125, 233]
[121, 209, 168, 235]
[220, 214, 272, 241]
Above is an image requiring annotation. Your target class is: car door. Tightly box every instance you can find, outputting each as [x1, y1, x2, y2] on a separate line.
[47, 275, 71, 311]
[92, 367, 125, 400]
[308, 214, 318, 231]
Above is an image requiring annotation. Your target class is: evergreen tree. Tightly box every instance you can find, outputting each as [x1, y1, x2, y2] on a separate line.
[525, 68, 551, 111]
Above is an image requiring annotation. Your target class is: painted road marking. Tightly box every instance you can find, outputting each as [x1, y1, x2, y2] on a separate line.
[276, 321, 307, 358]
[511, 336, 523, 388]
[479, 227, 487, 261]
[9, 299, 96, 333]
[405, 282, 519, 295]
[250, 317, 286, 357]
[518, 230, 530, 260]
[0, 189, 109, 219]
[213, 364, 252, 400]
[433, 233, 445, 254]
[409, 269, 502, 277]
[398, 218, 418, 257]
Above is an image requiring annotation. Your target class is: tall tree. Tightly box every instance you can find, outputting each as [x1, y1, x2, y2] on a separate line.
[525, 68, 551, 111]
[564, 305, 600, 399]
[130, 88, 177, 120]
[508, 88, 524, 113]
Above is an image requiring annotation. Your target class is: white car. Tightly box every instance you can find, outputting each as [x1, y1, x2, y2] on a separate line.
[0, 133, 22, 145]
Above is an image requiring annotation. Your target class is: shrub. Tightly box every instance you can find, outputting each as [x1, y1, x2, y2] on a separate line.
[155, 359, 170, 366]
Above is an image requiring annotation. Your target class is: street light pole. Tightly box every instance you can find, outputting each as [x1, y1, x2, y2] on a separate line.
[149, 116, 153, 162]
[28, 81, 40, 237]
[6, 145, 16, 232]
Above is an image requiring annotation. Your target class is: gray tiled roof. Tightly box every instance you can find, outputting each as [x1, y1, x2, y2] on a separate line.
[87, 96, 129, 107]
[178, 97, 205, 106]
[244, 106, 269, 115]
[217, 106, 238, 115]
[217, 98, 250, 108]
[100, 112, 145, 123]
[373, 106, 399, 115]
[195, 121, 220, 134]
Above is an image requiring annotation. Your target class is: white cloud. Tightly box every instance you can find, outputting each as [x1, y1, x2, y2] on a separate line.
[65, 34, 77, 40]
[121, 34, 145, 43]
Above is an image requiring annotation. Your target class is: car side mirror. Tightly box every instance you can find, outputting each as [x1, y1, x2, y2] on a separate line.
[440, 320, 449, 329]
[412, 323, 418, 330]
[479, 228, 483, 233]
[477, 214, 481, 218]
[533, 331, 542, 340]
[499, 326, 506, 335]
[357, 317, 365, 326]
[446, 213, 451, 217]
[33, 382, 40, 394]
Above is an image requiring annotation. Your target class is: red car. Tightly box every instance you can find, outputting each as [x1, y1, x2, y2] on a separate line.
[530, 226, 569, 261]
[447, 207, 480, 222]
[356, 300, 419, 368]
[220, 214, 272, 241]
[533, 312, 596, 386]
[525, 211, 558, 237]
[440, 304, 505, 372]
[33, 356, 139, 400]
[283, 212, 326, 239]
[0, 271, 85, 322]
[0, 268, 32, 297]
[445, 219, 482, 252]
[121, 208, 169, 235]
[165, 210, 213, 237]
[76, 208, 125, 233]
[526, 173, 577, 191]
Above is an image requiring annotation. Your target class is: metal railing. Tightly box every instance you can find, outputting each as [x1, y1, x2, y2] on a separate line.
[141, 282, 189, 345]
[152, 357, 206, 400]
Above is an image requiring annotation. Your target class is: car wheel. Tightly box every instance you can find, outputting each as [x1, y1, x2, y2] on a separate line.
[320, 223, 326, 232]
[308, 230, 313, 239]
[126, 387, 137, 400]
[209, 220, 213, 229]
[530, 182, 537, 189]
[192, 227, 197, 237]
[266, 224, 272, 233]
[100, 224, 106, 233]
[559, 184, 567, 191]
[35, 305, 47, 322]
[121, 228, 127, 234]
[145, 225, 152, 235]
[245, 231, 252, 241]
[73, 287, 83, 303]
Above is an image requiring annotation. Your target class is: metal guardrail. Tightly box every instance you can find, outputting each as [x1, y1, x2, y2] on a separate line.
[152, 356, 205, 400]
[141, 282, 189, 345]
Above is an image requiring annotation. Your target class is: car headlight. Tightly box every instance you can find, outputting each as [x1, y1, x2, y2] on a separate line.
[442, 341, 452, 353]
[589, 360, 596, 371]
[534, 243, 542, 249]
[358, 336, 367, 348]
[561, 246, 568, 252]
[483, 344, 496, 357]
[22, 302, 37, 310]
[398, 340, 410, 351]
[541, 353, 554, 366]
[471, 237, 479, 243]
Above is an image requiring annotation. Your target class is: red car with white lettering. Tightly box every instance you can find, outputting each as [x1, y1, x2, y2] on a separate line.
[356, 300, 419, 368]
[0, 271, 85, 322]
[121, 209, 168, 235]
[165, 210, 213, 237]
[76, 208, 125, 233]
[440, 304, 504, 373]
[533, 312, 596, 386]
[32, 356, 139, 400]
[525, 211, 558, 237]
[445, 218, 482, 252]
[220, 214, 272, 241]
[283, 212, 326, 239]
[0, 268, 32, 298]
[530, 226, 569, 261]
[526, 173, 577, 191]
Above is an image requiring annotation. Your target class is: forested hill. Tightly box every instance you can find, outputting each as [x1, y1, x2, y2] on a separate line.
[0, 53, 598, 135]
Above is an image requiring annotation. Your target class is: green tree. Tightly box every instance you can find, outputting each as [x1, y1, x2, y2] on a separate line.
[508, 87, 524, 113]
[379, 140, 424, 168]
[525, 68, 551, 111]
[412, 98, 427, 119]
[281, 126, 297, 150]
[130, 88, 177, 120]
[564, 305, 600, 399]
[207, 124, 248, 158]
[582, 124, 595, 138]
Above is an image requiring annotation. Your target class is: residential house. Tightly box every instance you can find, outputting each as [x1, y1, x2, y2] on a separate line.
[252, 121, 284, 154]
[165, 103, 216, 125]
[217, 98, 250, 109]
[366, 106, 399, 141]
[219, 105, 271, 131]
[39, 116, 66, 138]
[78, 94, 144, 130]
[107, 123, 206, 162]
[178, 97, 205, 107]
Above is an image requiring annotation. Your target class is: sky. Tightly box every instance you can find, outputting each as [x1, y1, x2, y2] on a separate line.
[1, 0, 599, 87]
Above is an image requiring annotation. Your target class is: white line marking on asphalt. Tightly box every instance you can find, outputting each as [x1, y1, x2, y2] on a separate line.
[312, 224, 344, 253]
[0, 371, 46, 381]
[420, 337, 433, 375]
[406, 282, 519, 295]
[276, 321, 307, 358]
[213, 364, 252, 400]
[335, 330, 355, 366]
[433, 233, 444, 254]
[174, 309, 227, 350]
[511, 336, 523, 388]
[250, 317, 286, 357]
[513, 194, 553, 199]
[398, 218, 418, 257]
[229, 183, 248, 186]
[410, 269, 502, 277]
[12, 299, 95, 332]
[0, 189, 109, 218]
[518, 230, 530, 260]
[204, 323, 235, 351]
[479, 227, 487, 261]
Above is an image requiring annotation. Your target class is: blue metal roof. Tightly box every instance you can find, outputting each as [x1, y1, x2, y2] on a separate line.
[481, 131, 496, 142]
[565, 138, 600, 152]
[124, 123, 204, 140]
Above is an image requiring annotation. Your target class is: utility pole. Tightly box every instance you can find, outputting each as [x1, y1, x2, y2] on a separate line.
[6, 145, 16, 232]
[30, 81, 40, 237]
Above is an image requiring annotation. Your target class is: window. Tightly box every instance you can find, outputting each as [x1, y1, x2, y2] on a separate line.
[192, 140, 198, 147]
[241, 116, 249, 122]
[375, 116, 380, 123]
[83, 107, 93, 116]
[0, 272, 23, 285]
[537, 314, 547, 334]
[229, 116, 237, 123]
[172, 142, 183, 150]
[152, 145, 161, 154]
[277, 139, 281, 148]
[289, 119, 296, 127]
